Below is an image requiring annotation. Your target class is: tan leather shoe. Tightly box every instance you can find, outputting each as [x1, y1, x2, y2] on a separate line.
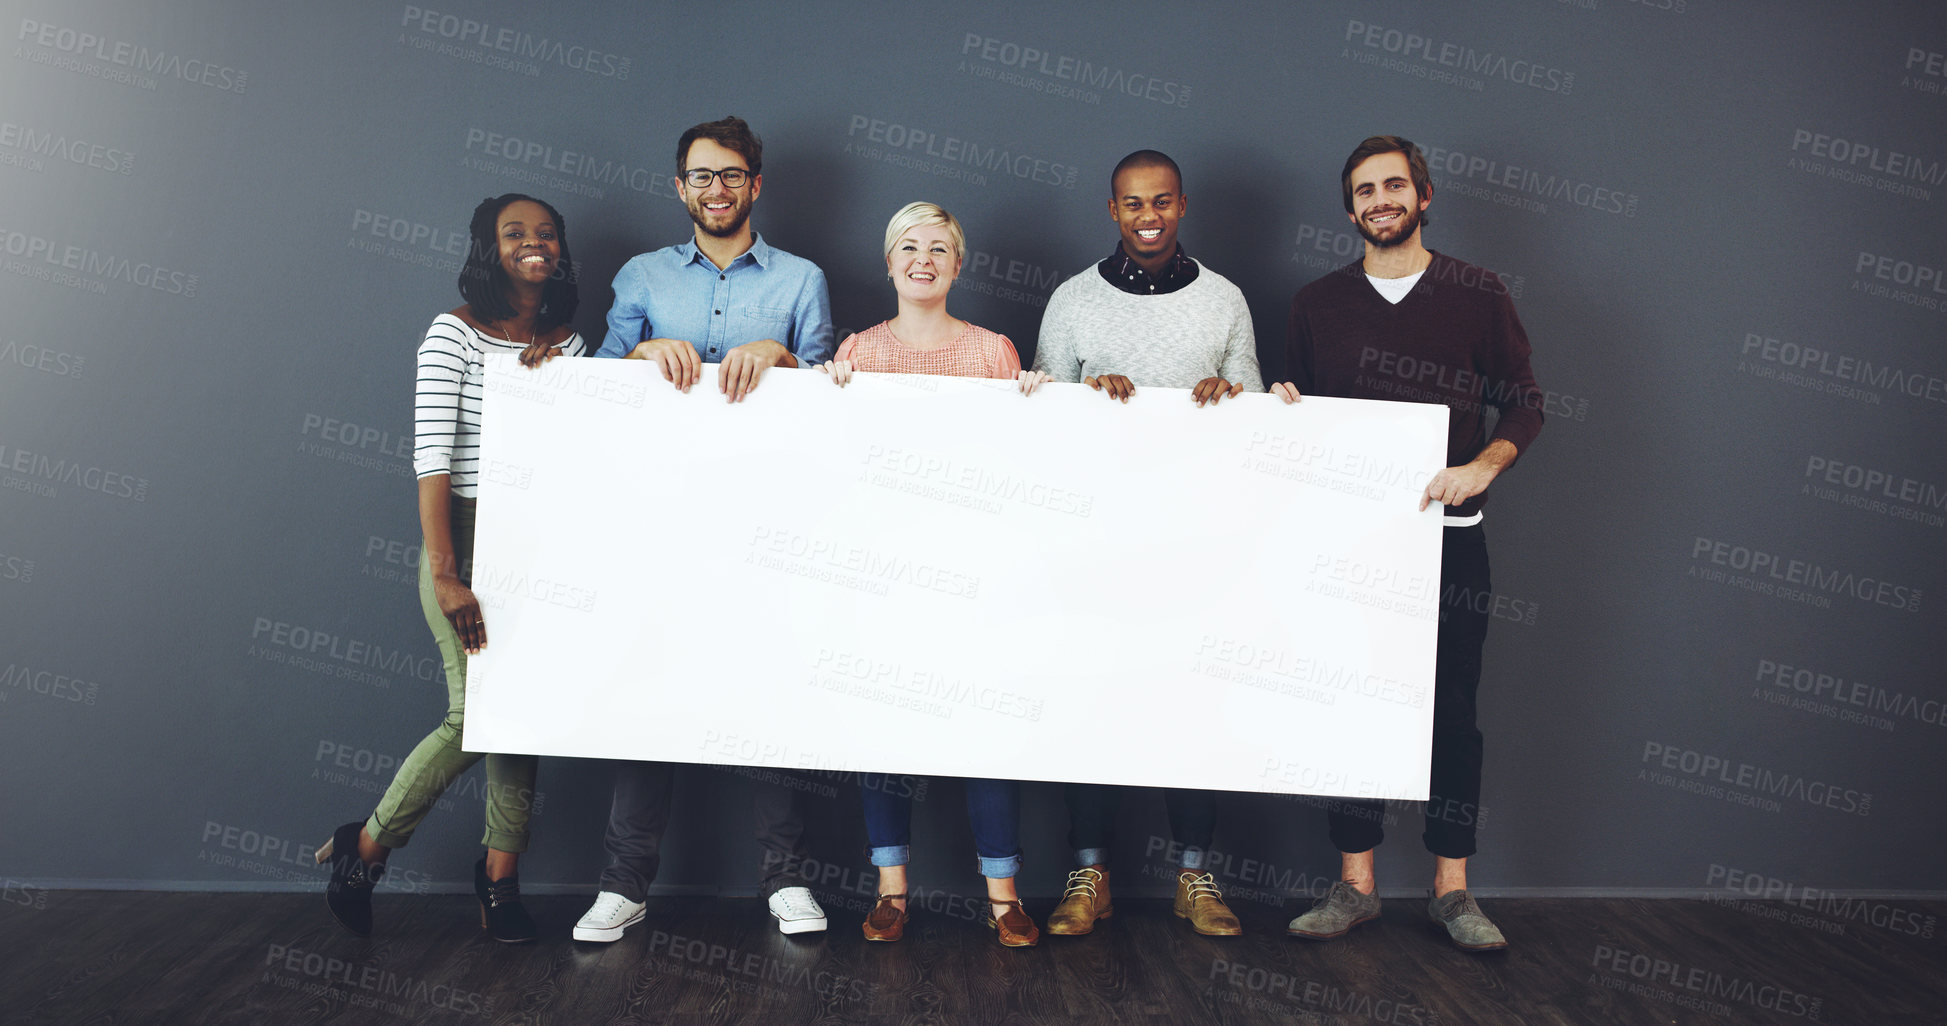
[861, 893, 907, 942]
[1045, 866, 1112, 936]
[986, 899, 1040, 947]
[1175, 871, 1242, 936]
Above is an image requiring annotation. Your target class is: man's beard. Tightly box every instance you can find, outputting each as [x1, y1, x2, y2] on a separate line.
[1355, 204, 1421, 249]
[688, 196, 752, 238]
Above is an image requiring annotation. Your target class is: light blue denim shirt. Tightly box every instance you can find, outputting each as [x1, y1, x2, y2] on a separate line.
[595, 233, 835, 365]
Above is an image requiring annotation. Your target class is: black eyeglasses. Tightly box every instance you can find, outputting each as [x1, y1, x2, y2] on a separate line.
[682, 167, 751, 189]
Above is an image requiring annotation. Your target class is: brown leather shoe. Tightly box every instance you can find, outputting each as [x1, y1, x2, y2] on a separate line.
[1045, 866, 1112, 936]
[1175, 871, 1242, 936]
[986, 899, 1039, 947]
[861, 893, 907, 942]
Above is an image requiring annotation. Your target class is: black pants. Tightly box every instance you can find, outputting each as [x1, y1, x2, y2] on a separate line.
[597, 761, 811, 902]
[1328, 524, 1490, 860]
[1065, 782, 1216, 867]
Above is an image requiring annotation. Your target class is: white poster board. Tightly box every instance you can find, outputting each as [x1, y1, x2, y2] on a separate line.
[465, 356, 1448, 800]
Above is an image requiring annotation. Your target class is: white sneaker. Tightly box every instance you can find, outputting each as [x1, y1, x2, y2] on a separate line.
[573, 890, 646, 943]
[767, 885, 827, 934]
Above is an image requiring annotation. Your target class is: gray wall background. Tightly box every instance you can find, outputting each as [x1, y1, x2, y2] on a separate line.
[2, 0, 1943, 912]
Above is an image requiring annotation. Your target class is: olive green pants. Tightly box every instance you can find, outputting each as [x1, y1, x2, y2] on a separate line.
[366, 498, 536, 851]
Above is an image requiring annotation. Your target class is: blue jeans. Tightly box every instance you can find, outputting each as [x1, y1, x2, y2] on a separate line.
[859, 775, 1022, 878]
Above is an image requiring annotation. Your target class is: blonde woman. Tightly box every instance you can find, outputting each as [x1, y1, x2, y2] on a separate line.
[820, 201, 1045, 947]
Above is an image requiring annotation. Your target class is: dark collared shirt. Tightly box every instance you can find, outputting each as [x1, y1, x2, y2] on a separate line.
[1096, 242, 1201, 296]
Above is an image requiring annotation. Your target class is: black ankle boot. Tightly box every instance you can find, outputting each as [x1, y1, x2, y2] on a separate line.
[317, 821, 384, 936]
[475, 856, 536, 944]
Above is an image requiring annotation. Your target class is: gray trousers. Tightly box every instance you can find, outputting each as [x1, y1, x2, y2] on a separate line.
[598, 760, 811, 902]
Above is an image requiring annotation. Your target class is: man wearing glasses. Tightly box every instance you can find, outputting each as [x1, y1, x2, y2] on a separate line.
[576, 116, 835, 943]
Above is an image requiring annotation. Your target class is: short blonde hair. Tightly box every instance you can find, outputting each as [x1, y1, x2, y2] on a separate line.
[882, 201, 966, 264]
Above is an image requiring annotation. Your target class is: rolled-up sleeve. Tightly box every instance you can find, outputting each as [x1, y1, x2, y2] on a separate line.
[789, 267, 836, 366]
[598, 258, 648, 359]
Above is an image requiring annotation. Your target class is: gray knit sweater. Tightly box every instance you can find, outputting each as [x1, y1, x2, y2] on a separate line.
[1031, 260, 1263, 391]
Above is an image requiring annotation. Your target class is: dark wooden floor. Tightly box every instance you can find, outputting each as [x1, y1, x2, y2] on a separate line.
[0, 892, 1941, 1025]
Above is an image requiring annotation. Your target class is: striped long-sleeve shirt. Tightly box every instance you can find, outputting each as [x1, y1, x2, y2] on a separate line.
[414, 313, 587, 496]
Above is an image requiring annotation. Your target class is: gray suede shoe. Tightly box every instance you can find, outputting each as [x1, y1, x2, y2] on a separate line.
[1286, 881, 1380, 939]
[1428, 889, 1508, 951]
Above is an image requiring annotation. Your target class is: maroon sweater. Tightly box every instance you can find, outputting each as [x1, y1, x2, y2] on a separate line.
[1285, 252, 1544, 517]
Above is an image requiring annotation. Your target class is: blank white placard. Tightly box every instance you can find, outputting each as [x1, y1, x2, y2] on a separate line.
[464, 356, 1447, 800]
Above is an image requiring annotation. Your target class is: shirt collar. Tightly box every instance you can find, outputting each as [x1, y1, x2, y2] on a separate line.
[1102, 242, 1197, 295]
[679, 232, 772, 270]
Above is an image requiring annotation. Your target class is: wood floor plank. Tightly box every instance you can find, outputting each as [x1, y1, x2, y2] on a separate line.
[2, 894, 1943, 1026]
